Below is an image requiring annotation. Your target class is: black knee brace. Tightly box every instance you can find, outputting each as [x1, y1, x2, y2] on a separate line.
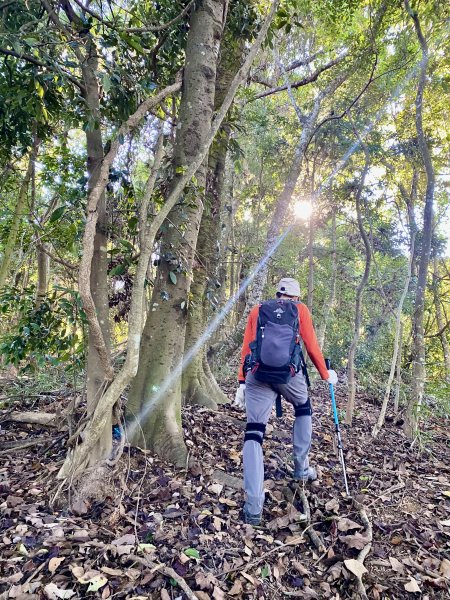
[244, 422, 266, 445]
[294, 398, 312, 417]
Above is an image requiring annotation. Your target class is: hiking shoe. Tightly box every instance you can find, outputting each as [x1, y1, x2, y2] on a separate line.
[293, 466, 318, 482]
[243, 507, 262, 526]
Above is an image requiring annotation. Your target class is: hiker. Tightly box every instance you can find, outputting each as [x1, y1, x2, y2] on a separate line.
[233, 277, 338, 525]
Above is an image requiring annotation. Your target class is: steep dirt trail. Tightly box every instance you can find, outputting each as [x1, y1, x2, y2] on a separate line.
[1, 379, 449, 598]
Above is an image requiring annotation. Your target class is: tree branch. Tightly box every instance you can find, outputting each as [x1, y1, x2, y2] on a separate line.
[0, 47, 84, 90]
[250, 53, 347, 101]
[126, 0, 195, 33]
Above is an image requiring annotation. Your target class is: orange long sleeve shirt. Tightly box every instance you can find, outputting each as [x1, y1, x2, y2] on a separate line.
[238, 302, 329, 382]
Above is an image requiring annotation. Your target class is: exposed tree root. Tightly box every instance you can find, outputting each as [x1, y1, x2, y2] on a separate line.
[298, 486, 326, 552]
[351, 499, 373, 600]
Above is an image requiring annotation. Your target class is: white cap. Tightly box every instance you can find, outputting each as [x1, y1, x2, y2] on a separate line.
[277, 277, 300, 297]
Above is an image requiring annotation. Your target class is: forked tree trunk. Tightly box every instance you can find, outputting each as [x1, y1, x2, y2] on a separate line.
[346, 141, 370, 426]
[432, 256, 450, 383]
[82, 42, 112, 461]
[182, 34, 244, 408]
[317, 208, 337, 350]
[126, 0, 227, 464]
[57, 1, 278, 481]
[404, 0, 435, 439]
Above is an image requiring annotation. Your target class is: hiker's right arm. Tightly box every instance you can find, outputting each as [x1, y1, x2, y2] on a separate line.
[238, 306, 259, 382]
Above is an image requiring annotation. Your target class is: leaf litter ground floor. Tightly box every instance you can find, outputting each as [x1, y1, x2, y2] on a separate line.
[1, 379, 449, 599]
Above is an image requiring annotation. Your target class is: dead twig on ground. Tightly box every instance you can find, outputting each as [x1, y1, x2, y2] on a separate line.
[298, 486, 326, 552]
[350, 499, 373, 600]
[0, 436, 51, 454]
[126, 554, 200, 600]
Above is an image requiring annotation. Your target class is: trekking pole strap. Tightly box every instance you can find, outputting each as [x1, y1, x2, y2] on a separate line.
[275, 394, 283, 418]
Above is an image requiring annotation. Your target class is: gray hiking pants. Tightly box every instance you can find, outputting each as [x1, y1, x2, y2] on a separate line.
[243, 371, 311, 515]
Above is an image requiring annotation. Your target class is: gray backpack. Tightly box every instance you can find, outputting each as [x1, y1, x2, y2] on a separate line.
[246, 299, 303, 384]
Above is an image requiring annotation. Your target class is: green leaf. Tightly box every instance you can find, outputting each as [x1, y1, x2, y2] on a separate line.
[110, 264, 126, 277]
[35, 81, 45, 98]
[49, 206, 66, 223]
[169, 271, 177, 285]
[102, 73, 111, 93]
[261, 564, 269, 578]
[183, 548, 200, 559]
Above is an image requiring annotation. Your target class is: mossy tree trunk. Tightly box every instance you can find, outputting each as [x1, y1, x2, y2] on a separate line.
[126, 0, 226, 464]
[182, 36, 244, 408]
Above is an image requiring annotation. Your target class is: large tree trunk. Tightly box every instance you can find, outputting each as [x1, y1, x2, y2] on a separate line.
[346, 141, 370, 426]
[404, 0, 435, 439]
[126, 0, 226, 464]
[432, 256, 450, 383]
[0, 151, 35, 290]
[182, 34, 244, 408]
[82, 42, 112, 461]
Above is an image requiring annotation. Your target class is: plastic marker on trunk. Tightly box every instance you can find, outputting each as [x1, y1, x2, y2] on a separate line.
[325, 358, 350, 496]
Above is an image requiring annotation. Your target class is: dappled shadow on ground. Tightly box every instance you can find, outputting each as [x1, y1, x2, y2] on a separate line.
[0, 379, 449, 599]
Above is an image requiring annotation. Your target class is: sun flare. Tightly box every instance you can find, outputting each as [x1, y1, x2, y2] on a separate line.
[293, 200, 313, 221]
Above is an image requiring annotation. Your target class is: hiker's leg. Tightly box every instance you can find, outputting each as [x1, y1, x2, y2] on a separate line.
[243, 373, 276, 515]
[278, 372, 312, 475]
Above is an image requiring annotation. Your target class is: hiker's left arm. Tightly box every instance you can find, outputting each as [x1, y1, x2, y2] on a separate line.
[298, 304, 329, 380]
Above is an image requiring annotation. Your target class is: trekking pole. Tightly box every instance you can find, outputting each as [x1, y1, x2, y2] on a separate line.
[325, 359, 350, 496]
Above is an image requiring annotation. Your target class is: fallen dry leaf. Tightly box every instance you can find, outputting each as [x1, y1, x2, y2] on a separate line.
[439, 557, 450, 579]
[100, 566, 123, 577]
[339, 532, 370, 550]
[228, 578, 244, 595]
[44, 583, 76, 599]
[292, 560, 309, 576]
[48, 557, 65, 574]
[337, 517, 363, 532]
[389, 556, 405, 574]
[325, 498, 340, 513]
[344, 559, 367, 579]
[404, 577, 421, 593]
[212, 586, 226, 600]
[112, 533, 136, 546]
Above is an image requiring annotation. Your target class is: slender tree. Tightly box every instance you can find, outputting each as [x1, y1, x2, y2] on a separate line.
[404, 0, 436, 439]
